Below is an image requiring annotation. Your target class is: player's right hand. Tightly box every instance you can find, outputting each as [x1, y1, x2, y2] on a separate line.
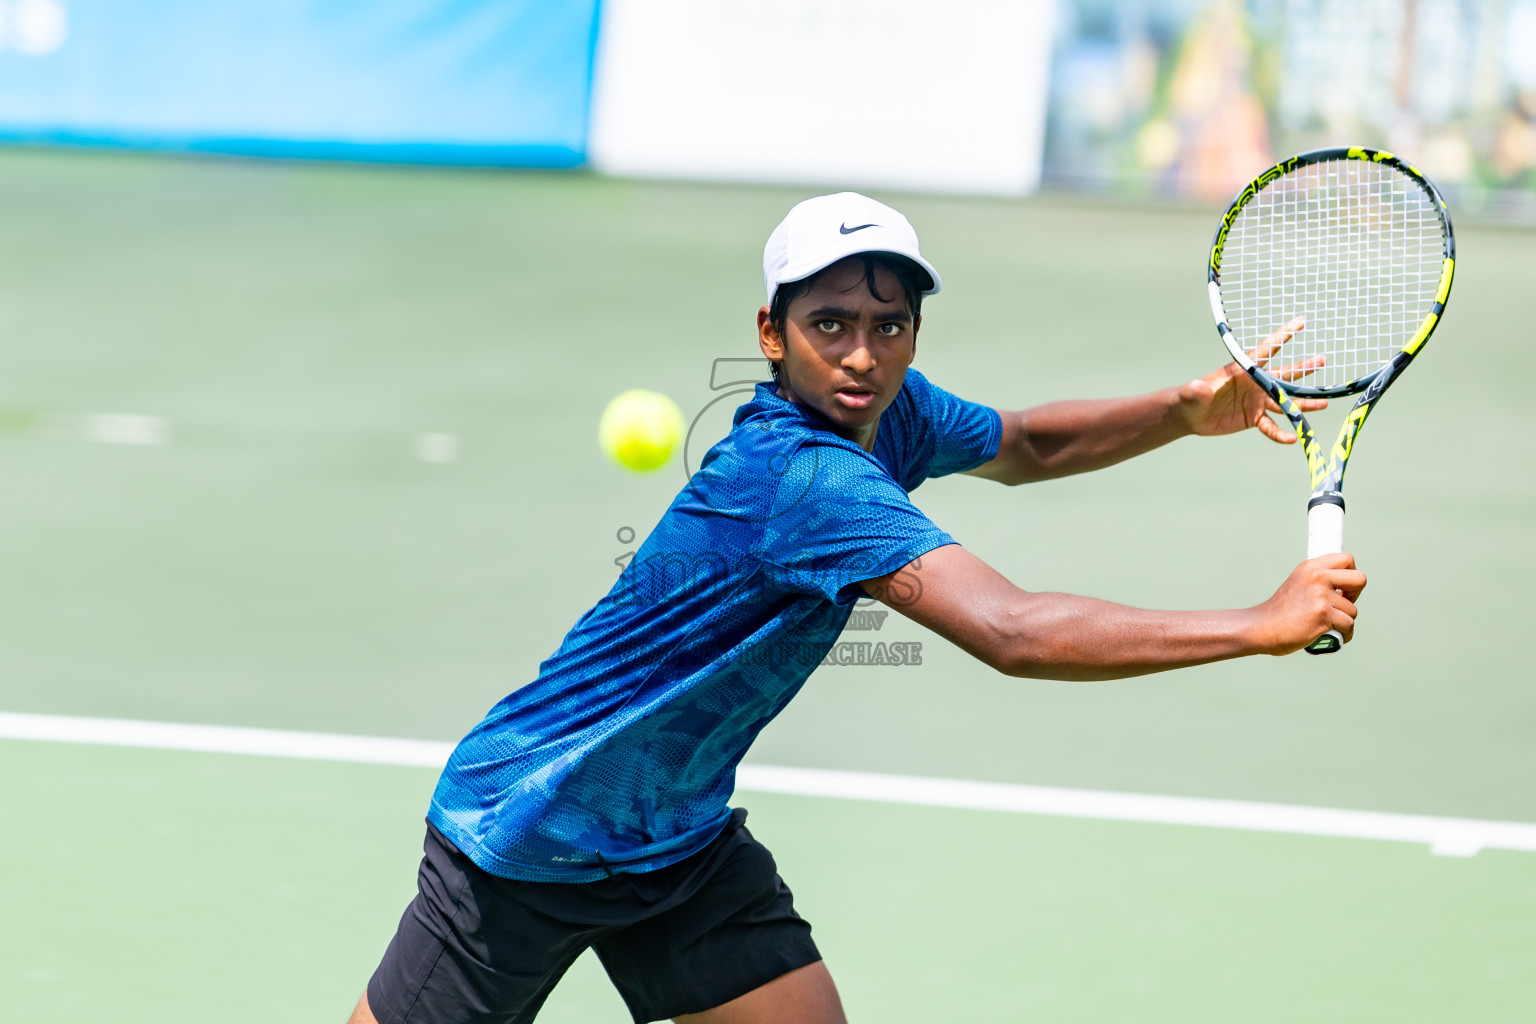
[1254, 554, 1367, 655]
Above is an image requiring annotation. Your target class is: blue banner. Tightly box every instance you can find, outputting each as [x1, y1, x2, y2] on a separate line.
[0, 0, 601, 166]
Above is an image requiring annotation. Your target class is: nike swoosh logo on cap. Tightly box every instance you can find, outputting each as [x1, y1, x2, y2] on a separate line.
[839, 222, 879, 234]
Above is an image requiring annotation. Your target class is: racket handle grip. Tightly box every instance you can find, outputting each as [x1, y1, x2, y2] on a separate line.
[1306, 499, 1344, 559]
[1304, 500, 1345, 655]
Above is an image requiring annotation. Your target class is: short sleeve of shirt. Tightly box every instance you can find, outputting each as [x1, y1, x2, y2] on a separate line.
[884, 369, 1002, 484]
[758, 441, 956, 605]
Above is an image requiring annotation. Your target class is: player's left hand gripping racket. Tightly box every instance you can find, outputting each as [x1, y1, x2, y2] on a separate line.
[1207, 147, 1455, 654]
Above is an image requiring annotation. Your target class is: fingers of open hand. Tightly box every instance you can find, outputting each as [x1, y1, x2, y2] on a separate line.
[1255, 414, 1295, 444]
[1268, 356, 1326, 383]
[1250, 315, 1306, 366]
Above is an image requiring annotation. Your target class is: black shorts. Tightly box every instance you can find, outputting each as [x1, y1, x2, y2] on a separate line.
[366, 809, 821, 1024]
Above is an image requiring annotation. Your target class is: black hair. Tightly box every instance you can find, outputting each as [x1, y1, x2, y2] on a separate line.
[766, 253, 928, 382]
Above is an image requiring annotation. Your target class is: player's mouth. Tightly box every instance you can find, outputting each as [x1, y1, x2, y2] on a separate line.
[832, 385, 877, 410]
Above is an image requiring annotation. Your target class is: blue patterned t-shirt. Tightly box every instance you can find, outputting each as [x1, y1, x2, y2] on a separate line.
[428, 368, 1001, 881]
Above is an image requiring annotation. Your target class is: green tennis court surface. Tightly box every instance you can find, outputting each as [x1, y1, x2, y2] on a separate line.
[3, 740, 1533, 1023]
[1, 149, 1533, 1020]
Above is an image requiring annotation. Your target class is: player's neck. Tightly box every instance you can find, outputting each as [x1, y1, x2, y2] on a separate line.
[774, 383, 879, 451]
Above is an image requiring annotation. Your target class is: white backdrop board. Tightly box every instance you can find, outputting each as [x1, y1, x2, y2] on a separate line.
[589, 0, 1057, 196]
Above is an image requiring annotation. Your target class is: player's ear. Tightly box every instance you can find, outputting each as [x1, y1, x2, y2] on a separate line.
[757, 306, 784, 363]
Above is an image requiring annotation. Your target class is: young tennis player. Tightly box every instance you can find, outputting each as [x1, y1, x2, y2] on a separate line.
[350, 192, 1365, 1024]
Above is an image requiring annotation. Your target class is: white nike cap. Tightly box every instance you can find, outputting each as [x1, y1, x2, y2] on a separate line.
[762, 192, 942, 306]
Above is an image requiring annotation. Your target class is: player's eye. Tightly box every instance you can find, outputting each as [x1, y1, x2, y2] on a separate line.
[876, 322, 905, 336]
[816, 320, 841, 333]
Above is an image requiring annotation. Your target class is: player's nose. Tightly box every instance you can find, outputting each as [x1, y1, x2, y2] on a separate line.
[842, 339, 876, 372]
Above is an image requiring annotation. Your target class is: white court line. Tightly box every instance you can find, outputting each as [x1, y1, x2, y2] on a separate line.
[0, 712, 451, 767]
[81, 413, 170, 446]
[2, 711, 1532, 859]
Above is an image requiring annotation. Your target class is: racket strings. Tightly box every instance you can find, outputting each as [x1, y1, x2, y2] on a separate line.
[1221, 157, 1444, 391]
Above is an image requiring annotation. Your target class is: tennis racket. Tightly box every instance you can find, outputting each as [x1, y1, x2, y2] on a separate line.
[1207, 147, 1455, 654]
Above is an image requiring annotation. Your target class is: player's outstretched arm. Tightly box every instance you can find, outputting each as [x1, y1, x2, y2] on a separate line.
[968, 318, 1328, 485]
[861, 544, 1365, 680]
[966, 388, 1190, 485]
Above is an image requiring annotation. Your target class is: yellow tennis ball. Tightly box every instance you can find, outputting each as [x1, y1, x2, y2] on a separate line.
[598, 389, 686, 472]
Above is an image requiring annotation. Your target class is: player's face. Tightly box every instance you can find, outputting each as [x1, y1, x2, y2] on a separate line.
[758, 257, 919, 451]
